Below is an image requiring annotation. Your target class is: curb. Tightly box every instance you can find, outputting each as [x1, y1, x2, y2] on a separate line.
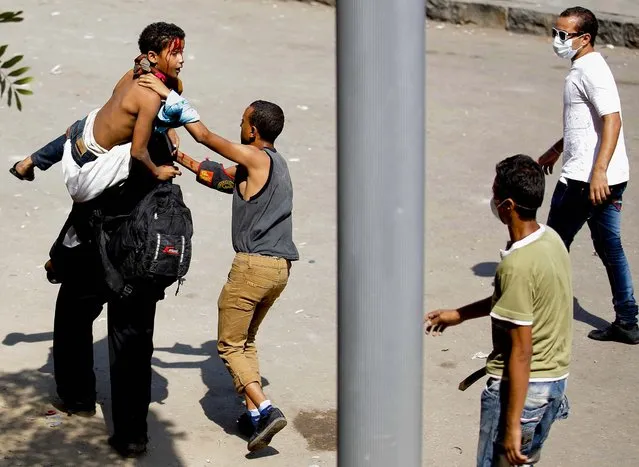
[425, 0, 639, 49]
[294, 0, 336, 5]
[290, 0, 639, 49]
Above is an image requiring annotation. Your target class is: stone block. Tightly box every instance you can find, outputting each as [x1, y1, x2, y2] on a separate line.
[623, 21, 639, 48]
[598, 19, 625, 47]
[507, 7, 554, 36]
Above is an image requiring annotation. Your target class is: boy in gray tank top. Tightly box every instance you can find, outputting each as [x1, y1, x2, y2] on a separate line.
[175, 101, 297, 452]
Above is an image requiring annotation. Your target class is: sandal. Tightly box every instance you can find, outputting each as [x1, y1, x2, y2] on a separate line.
[10, 160, 35, 181]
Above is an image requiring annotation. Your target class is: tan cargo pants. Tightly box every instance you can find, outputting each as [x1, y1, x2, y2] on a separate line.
[217, 252, 290, 393]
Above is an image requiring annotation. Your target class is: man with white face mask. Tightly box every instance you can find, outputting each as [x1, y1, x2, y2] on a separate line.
[426, 155, 572, 466]
[538, 6, 639, 345]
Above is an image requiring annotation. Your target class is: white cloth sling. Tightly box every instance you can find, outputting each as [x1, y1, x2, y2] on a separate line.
[62, 108, 132, 204]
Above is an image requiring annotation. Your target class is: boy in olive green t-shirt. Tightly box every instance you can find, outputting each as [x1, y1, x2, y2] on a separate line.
[425, 155, 573, 467]
[487, 225, 572, 381]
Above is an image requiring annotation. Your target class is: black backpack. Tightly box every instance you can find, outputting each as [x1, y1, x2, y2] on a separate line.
[94, 182, 193, 297]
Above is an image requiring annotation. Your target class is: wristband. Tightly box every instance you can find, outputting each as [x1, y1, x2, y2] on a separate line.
[196, 160, 235, 194]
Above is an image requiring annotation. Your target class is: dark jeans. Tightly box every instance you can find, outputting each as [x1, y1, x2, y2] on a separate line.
[52, 239, 161, 443]
[547, 179, 639, 325]
[30, 124, 175, 170]
[30, 116, 89, 169]
[30, 134, 66, 170]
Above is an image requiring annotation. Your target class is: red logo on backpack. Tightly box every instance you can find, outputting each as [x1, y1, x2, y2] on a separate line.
[163, 246, 180, 256]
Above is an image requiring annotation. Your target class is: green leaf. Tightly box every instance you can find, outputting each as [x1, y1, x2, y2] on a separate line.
[7, 87, 12, 107]
[14, 76, 33, 85]
[1, 55, 23, 69]
[8, 66, 29, 77]
[0, 11, 23, 23]
[15, 92, 22, 111]
[0, 45, 7, 59]
[0, 77, 5, 98]
[15, 88, 33, 95]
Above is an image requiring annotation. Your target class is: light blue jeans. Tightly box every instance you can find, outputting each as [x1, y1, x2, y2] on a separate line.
[477, 378, 570, 466]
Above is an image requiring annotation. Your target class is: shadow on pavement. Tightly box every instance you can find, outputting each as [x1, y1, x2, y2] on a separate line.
[471, 261, 498, 278]
[1, 331, 185, 465]
[573, 297, 610, 330]
[154, 341, 269, 441]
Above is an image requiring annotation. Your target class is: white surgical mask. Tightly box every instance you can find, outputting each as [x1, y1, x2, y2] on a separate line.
[490, 199, 506, 222]
[553, 35, 583, 60]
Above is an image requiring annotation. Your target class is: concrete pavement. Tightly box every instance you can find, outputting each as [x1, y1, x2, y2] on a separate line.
[1, 0, 639, 466]
[425, 19, 639, 467]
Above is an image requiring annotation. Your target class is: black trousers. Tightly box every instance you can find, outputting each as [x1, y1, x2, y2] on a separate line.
[52, 242, 161, 443]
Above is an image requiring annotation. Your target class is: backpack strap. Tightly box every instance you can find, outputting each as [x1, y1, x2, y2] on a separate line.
[90, 209, 133, 298]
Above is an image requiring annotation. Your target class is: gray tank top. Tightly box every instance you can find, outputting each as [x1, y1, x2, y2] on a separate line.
[231, 148, 299, 261]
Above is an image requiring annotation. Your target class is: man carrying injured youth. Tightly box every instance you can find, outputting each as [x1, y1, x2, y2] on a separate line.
[9, 22, 184, 200]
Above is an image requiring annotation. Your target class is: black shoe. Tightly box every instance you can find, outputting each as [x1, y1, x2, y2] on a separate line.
[10, 160, 35, 181]
[237, 412, 256, 438]
[108, 436, 148, 458]
[588, 322, 639, 345]
[247, 406, 287, 452]
[51, 399, 96, 417]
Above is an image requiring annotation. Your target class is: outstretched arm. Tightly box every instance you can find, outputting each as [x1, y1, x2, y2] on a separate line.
[176, 151, 200, 174]
[425, 296, 493, 336]
[136, 75, 243, 169]
[185, 121, 266, 169]
[176, 150, 236, 194]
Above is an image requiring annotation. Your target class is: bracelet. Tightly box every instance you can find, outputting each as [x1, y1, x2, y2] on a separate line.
[551, 146, 561, 156]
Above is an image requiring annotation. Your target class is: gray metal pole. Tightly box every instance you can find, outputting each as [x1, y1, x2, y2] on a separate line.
[337, 0, 426, 466]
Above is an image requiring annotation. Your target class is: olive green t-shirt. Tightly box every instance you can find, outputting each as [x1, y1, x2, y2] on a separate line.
[486, 226, 573, 381]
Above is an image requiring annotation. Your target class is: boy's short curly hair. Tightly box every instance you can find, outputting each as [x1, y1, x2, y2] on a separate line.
[138, 22, 185, 54]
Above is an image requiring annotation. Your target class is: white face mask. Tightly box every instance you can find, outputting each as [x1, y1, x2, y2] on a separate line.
[553, 35, 583, 60]
[490, 199, 506, 222]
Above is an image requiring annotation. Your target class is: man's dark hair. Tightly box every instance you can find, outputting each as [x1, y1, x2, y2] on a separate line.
[561, 6, 598, 46]
[138, 22, 185, 54]
[494, 155, 545, 220]
[249, 100, 285, 143]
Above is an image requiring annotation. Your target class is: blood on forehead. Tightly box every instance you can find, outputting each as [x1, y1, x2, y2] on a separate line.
[167, 37, 184, 55]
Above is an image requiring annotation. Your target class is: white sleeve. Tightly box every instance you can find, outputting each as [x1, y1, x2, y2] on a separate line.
[581, 66, 621, 117]
[164, 90, 182, 107]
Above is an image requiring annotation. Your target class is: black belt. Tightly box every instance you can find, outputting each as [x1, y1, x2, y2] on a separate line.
[458, 367, 487, 391]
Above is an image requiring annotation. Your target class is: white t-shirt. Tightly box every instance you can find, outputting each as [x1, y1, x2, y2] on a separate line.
[561, 52, 629, 185]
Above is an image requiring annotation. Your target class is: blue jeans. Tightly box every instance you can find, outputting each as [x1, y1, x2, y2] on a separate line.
[30, 134, 66, 170]
[547, 179, 639, 325]
[477, 378, 569, 467]
[30, 121, 174, 171]
[29, 117, 89, 169]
